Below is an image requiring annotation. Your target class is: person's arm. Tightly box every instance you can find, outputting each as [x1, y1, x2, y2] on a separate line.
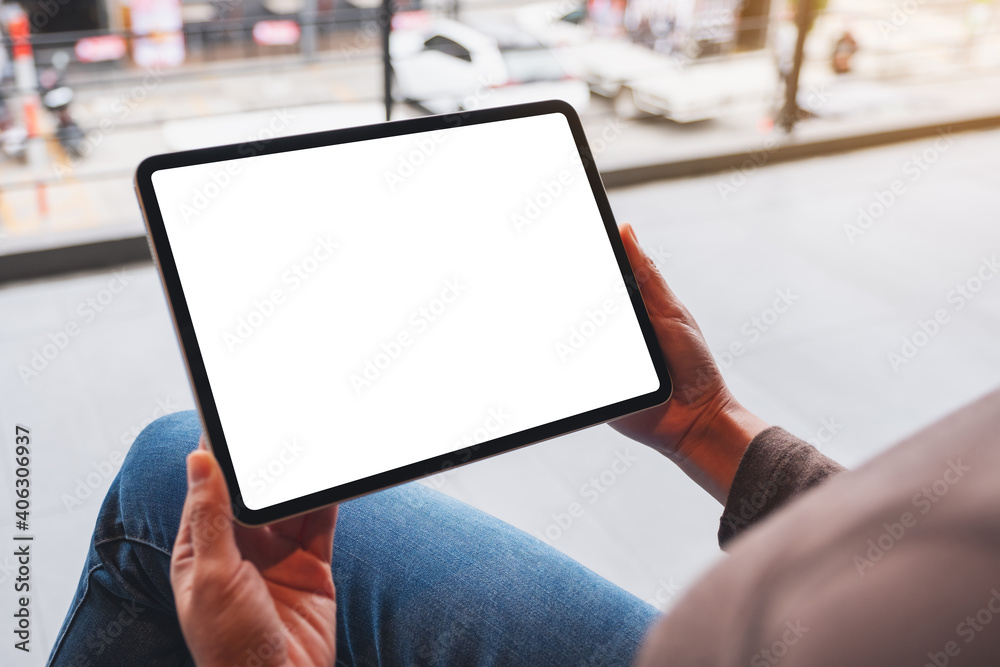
[611, 224, 843, 544]
[718, 426, 844, 547]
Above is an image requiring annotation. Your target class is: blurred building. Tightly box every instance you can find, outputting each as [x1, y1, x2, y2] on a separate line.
[11, 0, 108, 32]
[593, 0, 773, 56]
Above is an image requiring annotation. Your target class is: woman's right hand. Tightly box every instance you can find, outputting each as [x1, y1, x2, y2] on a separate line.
[610, 224, 768, 504]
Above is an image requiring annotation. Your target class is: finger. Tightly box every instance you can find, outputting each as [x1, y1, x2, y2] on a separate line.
[173, 435, 215, 563]
[298, 504, 339, 564]
[619, 223, 671, 308]
[618, 223, 688, 322]
[269, 504, 338, 563]
[178, 447, 242, 567]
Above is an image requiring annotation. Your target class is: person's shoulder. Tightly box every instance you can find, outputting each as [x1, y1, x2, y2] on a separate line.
[639, 389, 1000, 667]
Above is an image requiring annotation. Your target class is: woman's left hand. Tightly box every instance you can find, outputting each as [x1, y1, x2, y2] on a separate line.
[170, 437, 339, 667]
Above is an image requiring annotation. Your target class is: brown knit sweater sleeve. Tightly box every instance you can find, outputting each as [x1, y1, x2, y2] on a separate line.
[718, 426, 845, 548]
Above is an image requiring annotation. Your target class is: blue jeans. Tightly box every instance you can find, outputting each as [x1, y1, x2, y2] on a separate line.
[48, 412, 660, 666]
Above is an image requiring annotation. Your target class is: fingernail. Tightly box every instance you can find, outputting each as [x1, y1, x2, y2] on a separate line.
[188, 451, 211, 486]
[628, 224, 640, 245]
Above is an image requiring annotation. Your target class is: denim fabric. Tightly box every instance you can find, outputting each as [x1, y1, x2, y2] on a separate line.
[48, 411, 659, 666]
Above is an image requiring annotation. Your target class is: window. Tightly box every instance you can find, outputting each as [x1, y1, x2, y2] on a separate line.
[422, 35, 472, 62]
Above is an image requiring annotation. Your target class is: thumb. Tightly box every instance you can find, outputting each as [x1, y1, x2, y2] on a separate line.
[180, 447, 241, 566]
[618, 223, 691, 337]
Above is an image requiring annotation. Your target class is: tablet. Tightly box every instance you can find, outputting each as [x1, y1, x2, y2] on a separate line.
[135, 100, 671, 525]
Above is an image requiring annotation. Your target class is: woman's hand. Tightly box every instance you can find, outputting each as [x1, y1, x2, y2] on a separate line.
[611, 224, 768, 503]
[171, 438, 338, 667]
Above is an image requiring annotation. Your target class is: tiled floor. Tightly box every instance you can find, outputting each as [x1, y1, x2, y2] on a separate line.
[2, 127, 999, 665]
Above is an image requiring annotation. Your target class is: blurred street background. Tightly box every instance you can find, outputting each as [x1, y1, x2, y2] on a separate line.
[1, 0, 1000, 664]
[1, 0, 999, 247]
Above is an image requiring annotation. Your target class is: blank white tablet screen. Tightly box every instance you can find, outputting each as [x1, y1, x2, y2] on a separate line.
[151, 112, 660, 510]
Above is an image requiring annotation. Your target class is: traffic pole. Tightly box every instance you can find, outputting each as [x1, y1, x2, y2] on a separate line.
[779, 0, 814, 134]
[302, 0, 318, 61]
[8, 7, 48, 223]
[381, 0, 394, 121]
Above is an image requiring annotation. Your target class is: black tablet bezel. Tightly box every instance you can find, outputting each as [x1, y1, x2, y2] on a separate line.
[135, 100, 672, 526]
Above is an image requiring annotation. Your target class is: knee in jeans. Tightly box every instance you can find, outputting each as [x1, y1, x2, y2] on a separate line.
[117, 411, 200, 510]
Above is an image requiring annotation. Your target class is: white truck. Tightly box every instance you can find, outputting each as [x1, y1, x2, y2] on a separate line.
[518, 1, 779, 123]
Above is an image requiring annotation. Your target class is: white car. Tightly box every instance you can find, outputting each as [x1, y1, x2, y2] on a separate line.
[514, 1, 592, 48]
[616, 53, 779, 123]
[390, 15, 590, 115]
[562, 38, 677, 98]
[515, 2, 776, 123]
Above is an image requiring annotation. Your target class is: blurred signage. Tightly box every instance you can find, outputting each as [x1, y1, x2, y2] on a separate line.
[587, 0, 626, 36]
[392, 10, 430, 31]
[7, 9, 32, 60]
[252, 20, 302, 46]
[75, 35, 128, 62]
[131, 0, 186, 67]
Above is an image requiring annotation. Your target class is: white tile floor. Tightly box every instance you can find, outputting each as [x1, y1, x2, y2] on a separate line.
[1, 127, 999, 666]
